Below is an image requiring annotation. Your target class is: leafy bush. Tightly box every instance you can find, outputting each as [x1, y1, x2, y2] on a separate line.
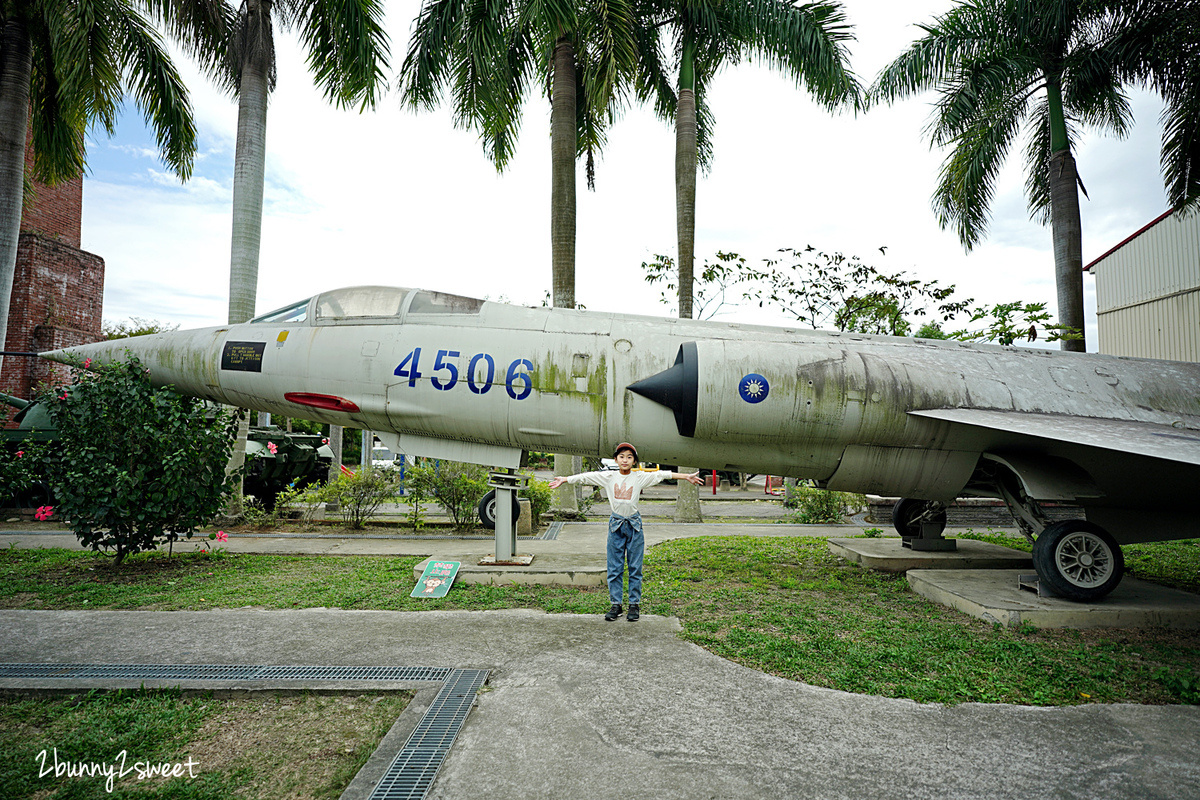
[520, 476, 552, 526]
[784, 481, 865, 524]
[405, 460, 489, 531]
[0, 443, 45, 507]
[40, 356, 239, 564]
[322, 467, 401, 529]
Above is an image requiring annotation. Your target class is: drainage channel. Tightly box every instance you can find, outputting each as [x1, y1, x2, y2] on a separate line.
[0, 662, 490, 800]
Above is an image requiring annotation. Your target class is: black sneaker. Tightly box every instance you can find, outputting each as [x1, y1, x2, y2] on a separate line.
[604, 604, 623, 621]
[626, 604, 640, 622]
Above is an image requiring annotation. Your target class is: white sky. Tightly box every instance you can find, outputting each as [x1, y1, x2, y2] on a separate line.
[80, 0, 1173, 350]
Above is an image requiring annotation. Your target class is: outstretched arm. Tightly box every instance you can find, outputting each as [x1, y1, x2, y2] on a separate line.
[548, 476, 568, 489]
[672, 471, 704, 485]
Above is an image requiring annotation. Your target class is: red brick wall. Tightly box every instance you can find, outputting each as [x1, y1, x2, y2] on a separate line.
[19, 138, 82, 247]
[1, 234, 105, 405]
[2, 139, 104, 421]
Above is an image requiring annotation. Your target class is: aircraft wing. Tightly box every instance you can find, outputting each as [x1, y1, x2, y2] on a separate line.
[909, 408, 1200, 467]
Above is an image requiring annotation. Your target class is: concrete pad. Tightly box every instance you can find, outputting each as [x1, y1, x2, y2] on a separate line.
[414, 553, 605, 587]
[829, 537, 1033, 572]
[909, 569, 1200, 629]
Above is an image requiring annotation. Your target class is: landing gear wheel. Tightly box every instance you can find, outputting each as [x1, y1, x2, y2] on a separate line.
[1032, 520, 1124, 601]
[892, 498, 947, 538]
[478, 490, 521, 530]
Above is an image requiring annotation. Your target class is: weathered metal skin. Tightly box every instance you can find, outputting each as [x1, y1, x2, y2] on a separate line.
[43, 285, 1200, 549]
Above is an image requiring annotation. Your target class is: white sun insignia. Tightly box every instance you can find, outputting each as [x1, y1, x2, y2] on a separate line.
[739, 373, 770, 404]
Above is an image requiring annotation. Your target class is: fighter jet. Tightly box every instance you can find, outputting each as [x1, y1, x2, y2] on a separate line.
[43, 284, 1200, 601]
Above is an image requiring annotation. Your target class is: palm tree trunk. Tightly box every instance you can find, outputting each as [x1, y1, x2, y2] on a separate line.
[550, 35, 579, 515]
[550, 36, 576, 311]
[0, 21, 33, 379]
[674, 46, 701, 523]
[225, 24, 272, 517]
[1045, 79, 1085, 353]
[1048, 149, 1086, 353]
[675, 87, 697, 321]
[228, 56, 270, 325]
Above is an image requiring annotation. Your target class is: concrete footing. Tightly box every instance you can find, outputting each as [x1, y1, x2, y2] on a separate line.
[414, 554, 605, 587]
[908, 569, 1200, 629]
[828, 537, 1032, 572]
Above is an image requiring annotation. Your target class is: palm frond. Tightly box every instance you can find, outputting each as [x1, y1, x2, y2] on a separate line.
[232, 0, 277, 93]
[27, 15, 88, 184]
[293, 0, 390, 109]
[933, 85, 1025, 250]
[926, 49, 1036, 147]
[136, 0, 234, 91]
[734, 0, 860, 110]
[107, 0, 197, 178]
[868, 1, 999, 106]
[398, 0, 463, 110]
[1063, 43, 1131, 137]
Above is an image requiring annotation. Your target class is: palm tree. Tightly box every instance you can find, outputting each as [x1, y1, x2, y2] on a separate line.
[401, 0, 638, 514]
[399, 0, 637, 310]
[634, 0, 859, 320]
[629, 1, 857, 521]
[222, 0, 389, 325]
[869, 0, 1200, 353]
[208, 0, 387, 514]
[0, 0, 219, 377]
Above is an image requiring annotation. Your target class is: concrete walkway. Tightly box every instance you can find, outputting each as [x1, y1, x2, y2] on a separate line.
[3, 512, 1199, 798]
[3, 608, 1198, 800]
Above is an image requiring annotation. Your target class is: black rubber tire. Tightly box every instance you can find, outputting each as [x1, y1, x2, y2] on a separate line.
[478, 489, 521, 530]
[892, 498, 947, 537]
[1031, 520, 1124, 601]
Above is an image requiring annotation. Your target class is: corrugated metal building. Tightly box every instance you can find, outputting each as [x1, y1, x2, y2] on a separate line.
[1084, 209, 1200, 362]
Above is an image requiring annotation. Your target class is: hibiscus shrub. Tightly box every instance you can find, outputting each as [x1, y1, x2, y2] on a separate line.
[40, 356, 240, 565]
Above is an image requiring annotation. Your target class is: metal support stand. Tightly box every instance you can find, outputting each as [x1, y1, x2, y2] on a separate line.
[1017, 574, 1062, 597]
[484, 470, 532, 566]
[900, 521, 958, 552]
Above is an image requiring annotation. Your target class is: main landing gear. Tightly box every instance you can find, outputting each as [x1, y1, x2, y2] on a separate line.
[993, 470, 1124, 601]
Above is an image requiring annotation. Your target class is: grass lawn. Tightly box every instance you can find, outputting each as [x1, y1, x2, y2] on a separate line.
[0, 688, 410, 799]
[2, 534, 1197, 707]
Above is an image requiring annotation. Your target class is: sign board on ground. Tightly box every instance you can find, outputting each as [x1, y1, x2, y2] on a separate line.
[411, 560, 461, 598]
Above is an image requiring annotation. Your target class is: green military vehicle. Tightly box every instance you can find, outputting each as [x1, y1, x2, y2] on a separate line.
[1, 393, 333, 509]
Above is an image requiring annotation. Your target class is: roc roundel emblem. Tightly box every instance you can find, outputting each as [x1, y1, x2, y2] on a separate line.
[739, 373, 770, 404]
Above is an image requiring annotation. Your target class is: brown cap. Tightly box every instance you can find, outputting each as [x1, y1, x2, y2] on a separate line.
[613, 442, 638, 459]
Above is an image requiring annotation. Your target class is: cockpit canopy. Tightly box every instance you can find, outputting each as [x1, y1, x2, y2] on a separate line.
[250, 286, 484, 325]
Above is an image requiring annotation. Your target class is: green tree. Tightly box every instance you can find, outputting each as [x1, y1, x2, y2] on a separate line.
[869, 0, 1200, 353]
[40, 357, 240, 565]
[634, 0, 859, 320]
[399, 0, 637, 311]
[0, 0, 220, 378]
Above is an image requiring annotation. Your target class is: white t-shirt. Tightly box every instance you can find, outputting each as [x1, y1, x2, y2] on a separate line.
[566, 470, 671, 518]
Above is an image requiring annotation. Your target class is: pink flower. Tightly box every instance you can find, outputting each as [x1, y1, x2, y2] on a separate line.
[34, 506, 54, 521]
[83, 358, 92, 368]
[58, 393, 67, 401]
[15, 451, 22, 458]
[216, 531, 228, 543]
[267, 442, 278, 454]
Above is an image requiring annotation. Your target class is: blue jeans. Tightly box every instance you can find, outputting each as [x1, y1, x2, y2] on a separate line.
[607, 513, 644, 605]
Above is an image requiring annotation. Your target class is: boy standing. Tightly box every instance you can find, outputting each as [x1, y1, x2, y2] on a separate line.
[549, 443, 703, 621]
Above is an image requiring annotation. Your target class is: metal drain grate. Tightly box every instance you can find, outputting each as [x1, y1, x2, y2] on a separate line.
[540, 521, 564, 540]
[0, 663, 452, 682]
[369, 668, 489, 800]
